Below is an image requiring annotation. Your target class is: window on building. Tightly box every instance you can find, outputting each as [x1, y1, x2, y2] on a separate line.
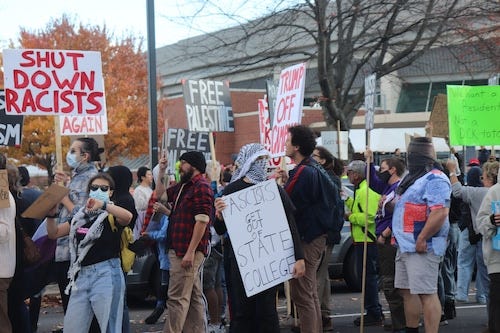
[396, 79, 488, 113]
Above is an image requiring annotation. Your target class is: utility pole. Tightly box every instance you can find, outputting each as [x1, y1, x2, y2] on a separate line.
[146, 0, 158, 168]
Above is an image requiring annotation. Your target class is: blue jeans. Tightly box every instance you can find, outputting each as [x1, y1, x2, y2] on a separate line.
[457, 231, 489, 302]
[438, 223, 459, 304]
[64, 258, 125, 333]
[355, 243, 382, 318]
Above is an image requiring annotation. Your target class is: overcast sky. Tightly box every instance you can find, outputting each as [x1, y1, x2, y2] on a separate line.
[0, 0, 296, 50]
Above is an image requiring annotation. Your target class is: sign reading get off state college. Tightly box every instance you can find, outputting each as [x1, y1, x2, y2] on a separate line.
[3, 49, 106, 116]
[221, 180, 296, 297]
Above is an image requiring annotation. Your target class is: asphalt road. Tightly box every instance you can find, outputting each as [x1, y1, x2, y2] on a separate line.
[35, 280, 488, 333]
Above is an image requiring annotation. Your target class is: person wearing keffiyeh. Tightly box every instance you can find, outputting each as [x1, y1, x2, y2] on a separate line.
[46, 173, 133, 333]
[214, 143, 305, 333]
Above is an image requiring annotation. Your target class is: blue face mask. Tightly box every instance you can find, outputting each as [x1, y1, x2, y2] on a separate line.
[89, 188, 110, 203]
[66, 152, 80, 169]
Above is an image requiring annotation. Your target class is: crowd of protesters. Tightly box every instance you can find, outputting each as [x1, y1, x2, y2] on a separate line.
[1, 132, 500, 333]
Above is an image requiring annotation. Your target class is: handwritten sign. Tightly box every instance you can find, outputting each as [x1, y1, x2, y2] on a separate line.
[3, 49, 106, 116]
[166, 128, 210, 174]
[258, 98, 282, 168]
[270, 63, 306, 157]
[429, 94, 448, 138]
[364, 73, 376, 130]
[59, 114, 108, 135]
[182, 79, 234, 132]
[0, 170, 10, 208]
[221, 180, 295, 297]
[0, 90, 23, 146]
[320, 131, 349, 161]
[447, 85, 500, 145]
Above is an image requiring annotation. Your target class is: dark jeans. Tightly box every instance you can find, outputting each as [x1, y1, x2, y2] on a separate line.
[224, 241, 280, 333]
[438, 223, 459, 306]
[355, 243, 382, 319]
[377, 241, 405, 330]
[489, 273, 500, 333]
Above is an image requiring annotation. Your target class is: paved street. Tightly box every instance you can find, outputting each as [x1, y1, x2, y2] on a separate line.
[35, 280, 488, 333]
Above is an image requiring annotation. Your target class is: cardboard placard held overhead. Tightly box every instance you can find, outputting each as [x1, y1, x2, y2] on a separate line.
[0, 170, 11, 208]
[429, 94, 448, 138]
[21, 183, 69, 220]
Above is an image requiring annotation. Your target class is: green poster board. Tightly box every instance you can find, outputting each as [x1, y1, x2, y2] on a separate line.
[447, 85, 500, 145]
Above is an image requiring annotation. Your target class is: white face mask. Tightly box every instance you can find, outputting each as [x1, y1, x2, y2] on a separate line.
[66, 151, 81, 169]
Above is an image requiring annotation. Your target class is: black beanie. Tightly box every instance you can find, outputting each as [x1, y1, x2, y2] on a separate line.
[407, 136, 435, 159]
[180, 151, 206, 173]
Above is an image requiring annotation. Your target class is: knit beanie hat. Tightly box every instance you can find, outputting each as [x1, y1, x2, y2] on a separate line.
[180, 151, 206, 173]
[407, 137, 435, 160]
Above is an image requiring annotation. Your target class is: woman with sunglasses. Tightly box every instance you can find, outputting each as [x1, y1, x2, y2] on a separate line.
[46, 173, 133, 333]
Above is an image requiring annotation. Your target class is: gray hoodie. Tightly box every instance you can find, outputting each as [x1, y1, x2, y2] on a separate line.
[476, 175, 500, 275]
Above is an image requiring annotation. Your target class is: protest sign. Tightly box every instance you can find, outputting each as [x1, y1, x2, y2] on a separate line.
[165, 128, 210, 174]
[447, 85, 500, 146]
[258, 98, 282, 168]
[3, 49, 106, 116]
[221, 180, 296, 297]
[321, 130, 349, 161]
[266, 79, 279, 127]
[0, 170, 10, 208]
[182, 79, 234, 132]
[59, 114, 108, 135]
[0, 89, 23, 146]
[270, 63, 306, 157]
[429, 94, 448, 138]
[21, 183, 69, 219]
[364, 73, 376, 130]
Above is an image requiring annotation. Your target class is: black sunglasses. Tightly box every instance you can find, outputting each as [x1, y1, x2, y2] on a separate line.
[90, 184, 110, 192]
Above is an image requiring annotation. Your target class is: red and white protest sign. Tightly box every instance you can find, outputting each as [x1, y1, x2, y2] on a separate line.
[270, 63, 306, 157]
[59, 115, 108, 136]
[258, 98, 282, 168]
[3, 49, 106, 116]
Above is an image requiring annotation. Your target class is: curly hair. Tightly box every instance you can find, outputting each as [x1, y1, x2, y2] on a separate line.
[288, 125, 317, 157]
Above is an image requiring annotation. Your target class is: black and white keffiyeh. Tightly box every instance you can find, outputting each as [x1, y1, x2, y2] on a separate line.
[230, 143, 269, 184]
[65, 207, 108, 294]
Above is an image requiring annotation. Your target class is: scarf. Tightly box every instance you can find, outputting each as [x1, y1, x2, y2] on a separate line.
[230, 143, 269, 184]
[65, 207, 109, 294]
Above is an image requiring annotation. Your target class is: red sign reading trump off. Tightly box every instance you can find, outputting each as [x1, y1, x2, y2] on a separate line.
[3, 49, 106, 116]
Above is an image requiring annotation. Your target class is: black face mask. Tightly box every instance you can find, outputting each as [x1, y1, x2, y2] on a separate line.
[377, 170, 391, 184]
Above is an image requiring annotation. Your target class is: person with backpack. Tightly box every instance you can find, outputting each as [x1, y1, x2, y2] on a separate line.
[46, 172, 133, 332]
[311, 146, 344, 331]
[276, 125, 333, 333]
[345, 159, 383, 327]
[365, 150, 406, 332]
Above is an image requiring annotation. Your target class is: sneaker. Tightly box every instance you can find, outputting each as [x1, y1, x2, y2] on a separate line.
[144, 306, 164, 325]
[440, 315, 449, 326]
[353, 314, 383, 327]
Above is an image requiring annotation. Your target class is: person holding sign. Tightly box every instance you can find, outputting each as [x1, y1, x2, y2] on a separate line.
[46, 173, 133, 332]
[214, 143, 305, 333]
[163, 151, 213, 333]
[277, 125, 331, 333]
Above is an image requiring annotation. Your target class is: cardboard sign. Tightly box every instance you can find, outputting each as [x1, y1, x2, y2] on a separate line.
[270, 63, 306, 158]
[3, 49, 106, 116]
[59, 114, 108, 135]
[0, 170, 10, 208]
[429, 94, 448, 138]
[166, 128, 210, 174]
[21, 183, 70, 219]
[0, 89, 24, 146]
[320, 131, 349, 161]
[447, 85, 500, 145]
[221, 180, 296, 297]
[182, 79, 234, 132]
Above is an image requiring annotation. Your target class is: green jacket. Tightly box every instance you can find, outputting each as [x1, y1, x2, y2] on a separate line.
[345, 179, 381, 243]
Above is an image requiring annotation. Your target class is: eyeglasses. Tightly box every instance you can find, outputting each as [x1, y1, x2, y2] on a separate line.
[90, 184, 110, 192]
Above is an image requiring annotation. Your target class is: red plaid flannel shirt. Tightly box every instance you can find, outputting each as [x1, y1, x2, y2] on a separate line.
[166, 174, 213, 256]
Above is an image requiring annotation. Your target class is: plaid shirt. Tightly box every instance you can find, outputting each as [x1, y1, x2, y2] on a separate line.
[166, 174, 213, 256]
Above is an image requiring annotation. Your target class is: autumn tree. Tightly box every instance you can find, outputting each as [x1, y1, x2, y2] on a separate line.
[162, 0, 499, 133]
[1, 15, 164, 182]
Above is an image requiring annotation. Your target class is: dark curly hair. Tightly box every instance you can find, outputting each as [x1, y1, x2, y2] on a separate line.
[288, 125, 317, 157]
